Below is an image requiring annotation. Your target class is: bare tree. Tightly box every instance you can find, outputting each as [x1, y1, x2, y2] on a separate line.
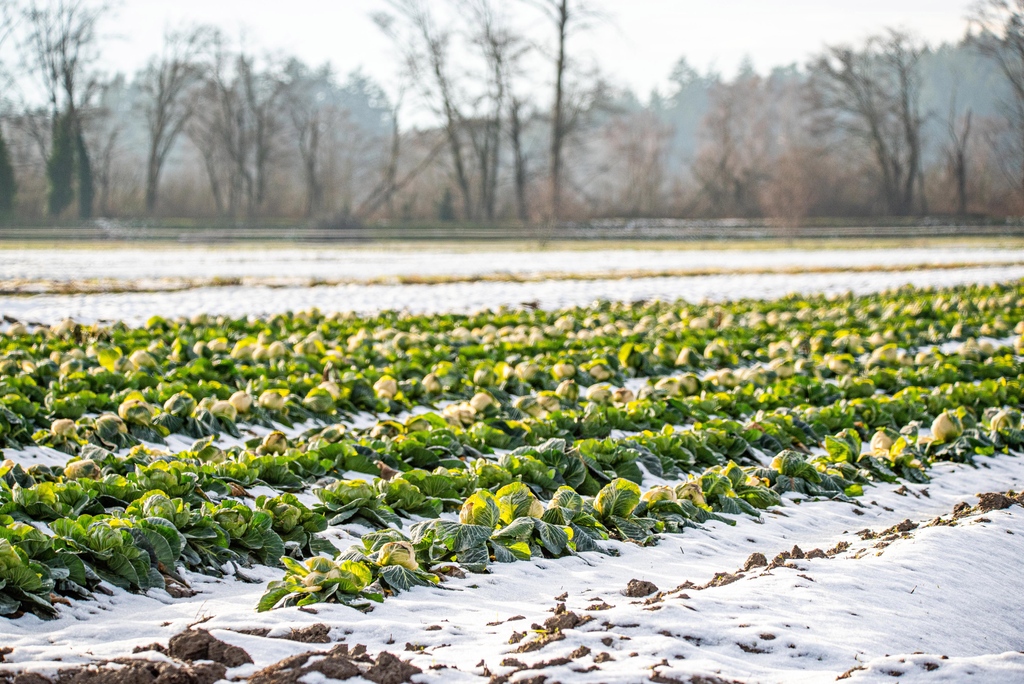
[523, 0, 598, 220]
[86, 74, 126, 216]
[376, 0, 476, 219]
[21, 0, 108, 218]
[691, 67, 775, 217]
[0, 0, 17, 215]
[808, 30, 925, 215]
[137, 25, 211, 214]
[282, 61, 325, 217]
[243, 57, 283, 214]
[0, 0, 14, 57]
[973, 0, 1024, 204]
[187, 35, 284, 219]
[279, 60, 375, 219]
[507, 94, 531, 221]
[465, 0, 513, 220]
[942, 78, 974, 216]
[606, 109, 671, 216]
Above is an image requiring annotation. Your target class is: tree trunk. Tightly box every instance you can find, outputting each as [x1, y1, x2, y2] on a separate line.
[550, 0, 568, 220]
[510, 99, 529, 222]
[145, 148, 161, 214]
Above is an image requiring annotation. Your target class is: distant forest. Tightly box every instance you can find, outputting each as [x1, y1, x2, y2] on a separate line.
[1, 0, 1024, 224]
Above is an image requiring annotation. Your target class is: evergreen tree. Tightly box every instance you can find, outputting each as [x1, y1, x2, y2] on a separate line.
[47, 112, 75, 217]
[437, 188, 456, 222]
[76, 128, 94, 219]
[0, 128, 16, 216]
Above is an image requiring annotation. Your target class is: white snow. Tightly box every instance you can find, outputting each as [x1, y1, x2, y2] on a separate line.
[5, 265, 1024, 325]
[4, 246, 1024, 284]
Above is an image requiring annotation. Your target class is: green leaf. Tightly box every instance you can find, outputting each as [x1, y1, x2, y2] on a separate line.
[380, 565, 437, 592]
[593, 479, 641, 519]
[495, 483, 541, 524]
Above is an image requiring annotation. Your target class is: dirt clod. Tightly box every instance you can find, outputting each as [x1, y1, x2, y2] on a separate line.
[827, 541, 851, 556]
[130, 644, 166, 655]
[976, 492, 1016, 512]
[249, 646, 360, 684]
[285, 623, 331, 643]
[167, 629, 252, 668]
[837, 665, 866, 679]
[569, 646, 591, 659]
[513, 677, 547, 684]
[893, 519, 917, 533]
[56, 661, 226, 684]
[623, 579, 659, 597]
[13, 675, 53, 684]
[699, 572, 744, 588]
[364, 652, 423, 684]
[743, 553, 767, 570]
[543, 604, 588, 632]
[651, 673, 742, 684]
[531, 657, 572, 670]
[737, 642, 768, 654]
[163, 582, 197, 599]
[514, 632, 565, 654]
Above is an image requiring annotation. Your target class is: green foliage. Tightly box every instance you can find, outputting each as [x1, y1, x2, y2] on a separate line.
[0, 128, 16, 216]
[258, 556, 381, 612]
[76, 128, 94, 220]
[47, 111, 75, 217]
[3, 281, 1024, 617]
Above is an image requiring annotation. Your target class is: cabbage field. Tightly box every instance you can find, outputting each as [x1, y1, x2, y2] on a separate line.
[2, 261, 1024, 683]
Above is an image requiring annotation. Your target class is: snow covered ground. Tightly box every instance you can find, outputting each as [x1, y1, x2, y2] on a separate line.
[5, 264, 1024, 325]
[3, 248, 1024, 682]
[3, 246, 1024, 284]
[2, 449, 1022, 683]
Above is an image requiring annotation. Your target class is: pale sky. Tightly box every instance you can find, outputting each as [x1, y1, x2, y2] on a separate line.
[103, 0, 973, 98]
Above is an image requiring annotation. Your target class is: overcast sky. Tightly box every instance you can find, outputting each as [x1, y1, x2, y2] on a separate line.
[103, 0, 973, 97]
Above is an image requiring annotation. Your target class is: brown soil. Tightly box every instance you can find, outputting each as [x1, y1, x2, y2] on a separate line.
[742, 553, 767, 570]
[167, 629, 252, 668]
[284, 624, 332, 643]
[623, 579, 659, 597]
[0, 662, 226, 684]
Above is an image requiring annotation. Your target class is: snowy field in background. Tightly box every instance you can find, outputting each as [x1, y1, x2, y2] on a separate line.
[3, 264, 1024, 325]
[2, 245, 1024, 284]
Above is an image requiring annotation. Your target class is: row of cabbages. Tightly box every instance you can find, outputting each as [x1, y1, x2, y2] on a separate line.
[12, 332, 1020, 460]
[3, 382, 1023, 615]
[1, 314, 1021, 452]
[5, 393, 1022, 618]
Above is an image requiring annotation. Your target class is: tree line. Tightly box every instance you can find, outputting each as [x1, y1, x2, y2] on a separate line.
[0, 0, 1023, 224]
